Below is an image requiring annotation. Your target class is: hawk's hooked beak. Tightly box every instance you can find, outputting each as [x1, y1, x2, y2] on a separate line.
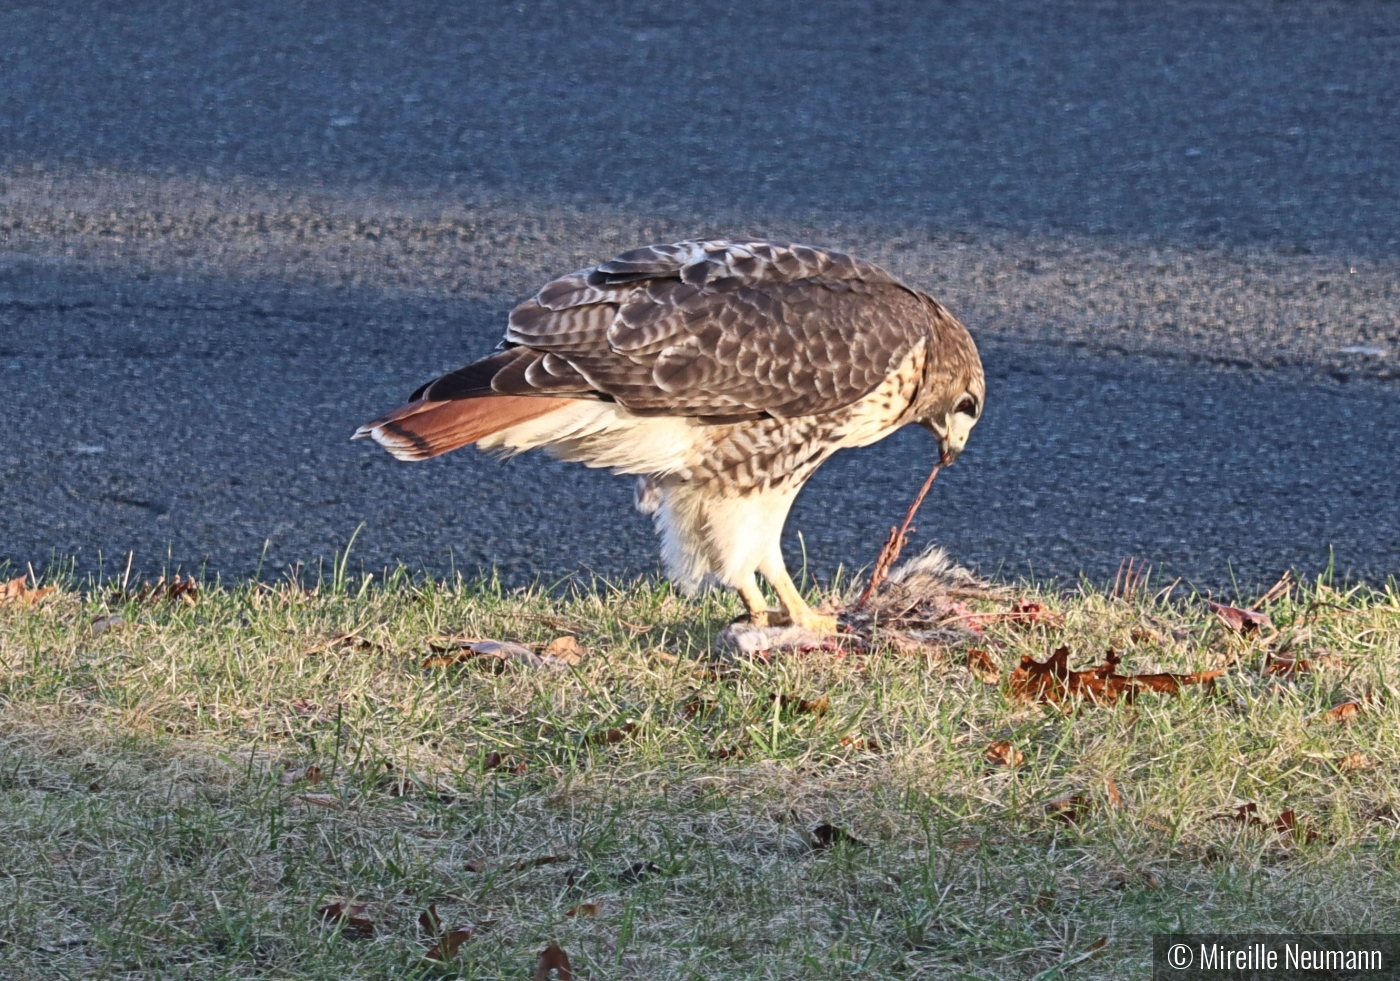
[926, 410, 974, 466]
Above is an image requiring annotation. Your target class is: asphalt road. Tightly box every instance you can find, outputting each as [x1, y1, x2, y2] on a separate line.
[3, 0, 1399, 591]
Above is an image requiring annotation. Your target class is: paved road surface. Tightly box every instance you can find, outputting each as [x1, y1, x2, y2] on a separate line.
[3, 1, 1399, 591]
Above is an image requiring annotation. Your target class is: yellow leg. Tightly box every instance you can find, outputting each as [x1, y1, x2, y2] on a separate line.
[761, 559, 839, 634]
[736, 575, 772, 627]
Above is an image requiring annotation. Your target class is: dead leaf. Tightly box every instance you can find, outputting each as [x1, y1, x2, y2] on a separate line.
[1008, 646, 1225, 706]
[1104, 775, 1124, 809]
[1225, 802, 1263, 828]
[1, 575, 55, 607]
[425, 925, 475, 962]
[811, 823, 864, 849]
[1131, 625, 1169, 646]
[302, 628, 379, 657]
[533, 941, 573, 981]
[966, 648, 1001, 684]
[566, 902, 601, 917]
[542, 635, 586, 666]
[1338, 752, 1371, 772]
[115, 574, 198, 606]
[772, 693, 830, 716]
[1263, 652, 1313, 677]
[316, 901, 374, 938]
[480, 751, 529, 774]
[1045, 794, 1090, 825]
[1325, 701, 1362, 723]
[281, 764, 322, 786]
[418, 904, 442, 936]
[1207, 600, 1271, 635]
[1004, 600, 1056, 628]
[984, 740, 1023, 768]
[590, 721, 638, 745]
[1273, 809, 1320, 843]
[839, 735, 882, 752]
[682, 695, 718, 718]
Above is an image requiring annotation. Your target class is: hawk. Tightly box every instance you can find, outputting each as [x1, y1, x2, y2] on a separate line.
[354, 240, 984, 632]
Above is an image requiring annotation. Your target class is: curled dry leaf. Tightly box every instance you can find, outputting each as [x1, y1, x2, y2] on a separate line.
[811, 823, 864, 849]
[1226, 802, 1262, 828]
[482, 751, 528, 774]
[590, 721, 638, 745]
[1223, 804, 1319, 842]
[1325, 701, 1362, 723]
[1206, 601, 1271, 635]
[772, 693, 830, 716]
[281, 764, 322, 787]
[425, 926, 475, 962]
[1045, 794, 1091, 825]
[117, 574, 199, 606]
[682, 695, 718, 718]
[1008, 646, 1226, 706]
[1337, 752, 1371, 772]
[533, 941, 573, 981]
[542, 635, 586, 666]
[839, 735, 882, 752]
[984, 740, 1023, 768]
[316, 901, 374, 938]
[1263, 652, 1313, 677]
[1, 575, 55, 607]
[966, 648, 1001, 684]
[418, 903, 442, 936]
[1273, 809, 1321, 843]
[566, 902, 601, 917]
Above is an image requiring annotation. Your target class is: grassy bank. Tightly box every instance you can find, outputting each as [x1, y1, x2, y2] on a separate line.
[2, 570, 1398, 979]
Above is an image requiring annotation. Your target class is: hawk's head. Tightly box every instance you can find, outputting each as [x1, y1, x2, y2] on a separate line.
[917, 306, 985, 465]
[923, 385, 983, 465]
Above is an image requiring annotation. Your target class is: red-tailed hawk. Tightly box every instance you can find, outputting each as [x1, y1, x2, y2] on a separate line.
[355, 240, 984, 632]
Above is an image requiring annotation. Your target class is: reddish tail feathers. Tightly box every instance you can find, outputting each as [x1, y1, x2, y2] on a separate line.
[354, 396, 575, 461]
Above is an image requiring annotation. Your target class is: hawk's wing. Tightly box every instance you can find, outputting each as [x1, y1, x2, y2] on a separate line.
[420, 240, 932, 421]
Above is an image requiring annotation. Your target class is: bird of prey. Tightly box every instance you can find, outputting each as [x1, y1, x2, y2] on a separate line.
[354, 239, 983, 632]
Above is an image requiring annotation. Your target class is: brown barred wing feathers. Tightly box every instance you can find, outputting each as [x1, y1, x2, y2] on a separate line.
[498, 240, 929, 419]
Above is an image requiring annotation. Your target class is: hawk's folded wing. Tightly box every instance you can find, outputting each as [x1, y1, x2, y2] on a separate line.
[417, 240, 935, 421]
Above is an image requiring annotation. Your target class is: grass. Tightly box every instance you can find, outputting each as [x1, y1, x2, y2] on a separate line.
[2, 567, 1399, 979]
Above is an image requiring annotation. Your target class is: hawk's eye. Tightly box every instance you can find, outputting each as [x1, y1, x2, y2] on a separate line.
[954, 395, 978, 417]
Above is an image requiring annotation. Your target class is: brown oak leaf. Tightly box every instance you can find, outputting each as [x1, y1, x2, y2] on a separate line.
[533, 941, 573, 981]
[1008, 646, 1225, 705]
[1207, 601, 1271, 635]
[984, 740, 1023, 768]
